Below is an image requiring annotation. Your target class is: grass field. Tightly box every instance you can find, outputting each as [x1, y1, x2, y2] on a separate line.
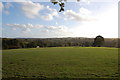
[2, 47, 119, 78]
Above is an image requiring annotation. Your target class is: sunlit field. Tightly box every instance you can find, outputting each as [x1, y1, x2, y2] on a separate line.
[2, 47, 118, 78]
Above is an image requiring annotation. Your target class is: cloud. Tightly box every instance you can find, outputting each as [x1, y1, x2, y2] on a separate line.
[81, 0, 90, 4]
[79, 7, 91, 15]
[6, 24, 43, 32]
[41, 6, 58, 21]
[19, 2, 58, 20]
[20, 1, 44, 19]
[70, 4, 118, 38]
[4, 10, 10, 15]
[1, 3, 13, 15]
[13, 0, 30, 2]
[5, 24, 74, 37]
[0, 2, 3, 12]
[64, 8, 96, 22]
[5, 2, 13, 9]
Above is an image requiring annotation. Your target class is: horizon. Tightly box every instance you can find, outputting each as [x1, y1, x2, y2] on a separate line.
[1, 36, 119, 39]
[0, 0, 118, 38]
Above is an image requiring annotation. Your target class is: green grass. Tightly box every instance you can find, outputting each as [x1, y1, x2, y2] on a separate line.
[2, 47, 118, 78]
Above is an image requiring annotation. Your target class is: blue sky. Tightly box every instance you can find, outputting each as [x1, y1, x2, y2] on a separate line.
[0, 0, 119, 38]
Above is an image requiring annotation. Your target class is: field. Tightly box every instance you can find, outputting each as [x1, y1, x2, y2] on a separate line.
[2, 47, 119, 78]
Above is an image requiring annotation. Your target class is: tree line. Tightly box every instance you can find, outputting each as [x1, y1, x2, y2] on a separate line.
[2, 36, 120, 49]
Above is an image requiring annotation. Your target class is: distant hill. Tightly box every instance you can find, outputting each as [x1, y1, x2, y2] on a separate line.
[2, 37, 120, 49]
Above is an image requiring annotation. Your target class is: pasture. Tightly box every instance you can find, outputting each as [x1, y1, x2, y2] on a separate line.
[2, 47, 118, 78]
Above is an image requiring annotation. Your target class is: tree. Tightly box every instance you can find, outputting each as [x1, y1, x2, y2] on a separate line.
[51, 0, 80, 12]
[93, 35, 104, 47]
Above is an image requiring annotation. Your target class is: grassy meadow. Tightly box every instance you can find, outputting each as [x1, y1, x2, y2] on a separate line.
[2, 47, 119, 78]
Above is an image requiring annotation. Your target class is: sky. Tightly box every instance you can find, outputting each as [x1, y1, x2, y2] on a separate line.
[0, 0, 119, 38]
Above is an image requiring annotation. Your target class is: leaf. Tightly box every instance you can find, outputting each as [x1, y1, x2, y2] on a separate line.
[61, 3, 65, 7]
[59, 7, 64, 12]
[52, 1, 58, 5]
[51, 0, 58, 5]
[59, 2, 64, 7]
